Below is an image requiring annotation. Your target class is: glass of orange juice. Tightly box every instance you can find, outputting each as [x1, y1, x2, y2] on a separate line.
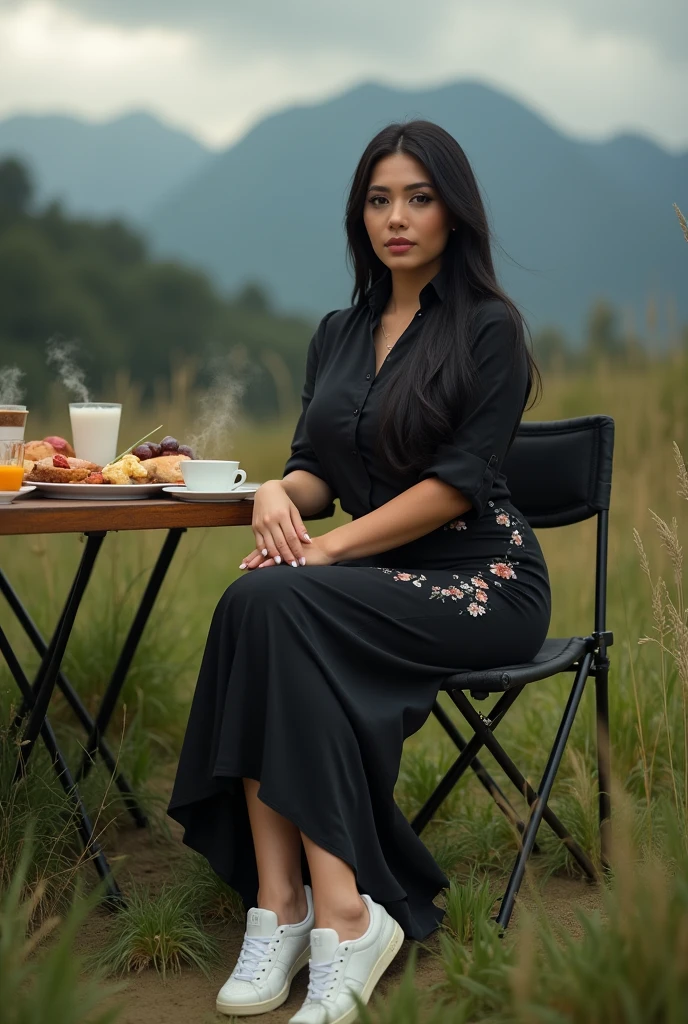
[0, 440, 25, 491]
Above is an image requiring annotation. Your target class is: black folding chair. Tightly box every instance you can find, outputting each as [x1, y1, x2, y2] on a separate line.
[411, 415, 614, 930]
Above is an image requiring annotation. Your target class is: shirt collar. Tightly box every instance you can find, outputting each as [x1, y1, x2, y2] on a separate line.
[367, 264, 447, 316]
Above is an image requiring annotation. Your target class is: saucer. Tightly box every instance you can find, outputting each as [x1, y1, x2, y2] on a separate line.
[162, 483, 259, 503]
[0, 485, 36, 504]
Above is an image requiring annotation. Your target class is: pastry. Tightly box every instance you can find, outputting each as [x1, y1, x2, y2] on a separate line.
[101, 453, 149, 485]
[142, 454, 190, 484]
[28, 456, 93, 484]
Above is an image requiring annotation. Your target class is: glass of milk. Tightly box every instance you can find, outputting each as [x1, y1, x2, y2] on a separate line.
[69, 403, 122, 466]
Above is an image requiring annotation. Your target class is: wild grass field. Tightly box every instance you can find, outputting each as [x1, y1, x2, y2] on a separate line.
[2, 348, 688, 1023]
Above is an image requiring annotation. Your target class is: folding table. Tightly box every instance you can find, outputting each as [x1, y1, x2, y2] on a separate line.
[0, 495, 333, 905]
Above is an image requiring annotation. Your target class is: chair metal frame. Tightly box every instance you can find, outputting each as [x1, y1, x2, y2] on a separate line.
[410, 415, 614, 930]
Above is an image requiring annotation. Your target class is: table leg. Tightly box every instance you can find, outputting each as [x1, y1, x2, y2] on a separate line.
[13, 532, 105, 781]
[0, 568, 147, 827]
[0, 623, 124, 905]
[77, 528, 185, 784]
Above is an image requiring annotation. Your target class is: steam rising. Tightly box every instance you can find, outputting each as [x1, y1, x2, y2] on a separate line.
[188, 356, 247, 459]
[46, 337, 90, 402]
[0, 366, 25, 405]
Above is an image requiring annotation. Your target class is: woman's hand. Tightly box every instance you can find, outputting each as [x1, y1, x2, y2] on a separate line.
[241, 479, 312, 570]
[241, 536, 336, 571]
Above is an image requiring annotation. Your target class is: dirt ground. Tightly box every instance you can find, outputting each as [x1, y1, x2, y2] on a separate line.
[75, 810, 603, 1024]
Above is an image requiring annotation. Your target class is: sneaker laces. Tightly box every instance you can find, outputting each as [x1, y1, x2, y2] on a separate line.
[307, 957, 340, 1001]
[233, 934, 273, 981]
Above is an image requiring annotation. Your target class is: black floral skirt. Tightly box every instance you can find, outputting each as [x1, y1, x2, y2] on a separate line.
[168, 502, 551, 940]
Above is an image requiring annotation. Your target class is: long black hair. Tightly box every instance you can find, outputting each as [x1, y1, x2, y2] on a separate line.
[344, 119, 541, 476]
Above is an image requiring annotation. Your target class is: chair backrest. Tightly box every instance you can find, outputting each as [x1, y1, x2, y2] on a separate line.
[503, 416, 614, 528]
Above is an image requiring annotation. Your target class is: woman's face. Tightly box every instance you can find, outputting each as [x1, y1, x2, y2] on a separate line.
[363, 151, 452, 274]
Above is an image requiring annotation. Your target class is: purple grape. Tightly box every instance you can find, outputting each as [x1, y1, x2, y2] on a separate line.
[177, 444, 196, 459]
[160, 436, 179, 452]
[147, 442, 163, 458]
[132, 444, 153, 460]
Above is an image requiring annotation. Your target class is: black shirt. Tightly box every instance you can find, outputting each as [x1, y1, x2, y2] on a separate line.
[283, 269, 530, 523]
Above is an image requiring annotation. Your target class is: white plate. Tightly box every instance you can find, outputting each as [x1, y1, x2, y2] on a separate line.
[0, 485, 36, 504]
[32, 482, 169, 501]
[162, 483, 259, 503]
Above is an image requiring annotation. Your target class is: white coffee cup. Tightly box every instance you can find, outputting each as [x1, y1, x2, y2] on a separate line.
[181, 459, 247, 492]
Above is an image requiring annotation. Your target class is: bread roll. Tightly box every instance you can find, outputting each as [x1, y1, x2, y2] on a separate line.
[142, 454, 190, 484]
[24, 438, 76, 461]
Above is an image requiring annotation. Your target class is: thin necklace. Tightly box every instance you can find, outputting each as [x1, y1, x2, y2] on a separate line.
[380, 317, 393, 352]
[381, 307, 420, 350]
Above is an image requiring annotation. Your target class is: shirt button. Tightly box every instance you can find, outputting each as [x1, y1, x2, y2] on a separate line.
[365, 373, 371, 380]
[353, 408, 359, 415]
[351, 450, 358, 456]
[417, 311, 422, 317]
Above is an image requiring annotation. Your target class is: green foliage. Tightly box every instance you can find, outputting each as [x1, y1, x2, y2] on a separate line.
[0, 201, 686, 1017]
[0, 158, 33, 219]
[0, 710, 83, 926]
[442, 874, 502, 945]
[89, 881, 221, 979]
[438, 914, 516, 1022]
[178, 852, 245, 925]
[0, 158, 317, 418]
[2, 155, 685, 421]
[532, 296, 687, 371]
[357, 946, 458, 1024]
[0, 840, 123, 1024]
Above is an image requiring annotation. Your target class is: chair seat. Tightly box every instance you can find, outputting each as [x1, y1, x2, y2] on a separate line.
[442, 636, 592, 694]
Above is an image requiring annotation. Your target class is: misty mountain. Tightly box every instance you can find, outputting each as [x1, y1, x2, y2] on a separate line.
[1, 85, 685, 340]
[146, 81, 688, 339]
[0, 111, 211, 221]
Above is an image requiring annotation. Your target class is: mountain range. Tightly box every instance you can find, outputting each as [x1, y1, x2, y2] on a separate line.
[1, 82, 686, 339]
[0, 111, 210, 221]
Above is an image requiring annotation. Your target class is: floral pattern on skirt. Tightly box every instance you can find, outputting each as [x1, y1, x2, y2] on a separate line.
[373, 507, 524, 615]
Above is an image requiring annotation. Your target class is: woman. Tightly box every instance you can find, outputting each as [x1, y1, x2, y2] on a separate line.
[168, 119, 551, 1023]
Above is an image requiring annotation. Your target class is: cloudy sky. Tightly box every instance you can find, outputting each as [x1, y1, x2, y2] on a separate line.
[0, 0, 686, 150]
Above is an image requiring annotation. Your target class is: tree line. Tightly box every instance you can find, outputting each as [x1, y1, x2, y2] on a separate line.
[0, 158, 682, 419]
[0, 158, 316, 419]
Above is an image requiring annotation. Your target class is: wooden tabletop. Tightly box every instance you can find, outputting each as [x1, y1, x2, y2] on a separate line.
[0, 496, 336, 536]
[0, 496, 256, 535]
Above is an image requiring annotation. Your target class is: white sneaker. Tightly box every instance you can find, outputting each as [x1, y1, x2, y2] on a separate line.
[288, 895, 404, 1024]
[216, 885, 314, 1017]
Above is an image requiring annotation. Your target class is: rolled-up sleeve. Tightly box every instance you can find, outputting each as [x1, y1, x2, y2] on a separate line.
[418, 302, 529, 518]
[282, 310, 337, 485]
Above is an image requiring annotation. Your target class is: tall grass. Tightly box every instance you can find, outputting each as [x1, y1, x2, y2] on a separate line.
[0, 839, 123, 1024]
[89, 880, 221, 979]
[1, 346, 688, 1015]
[0, 710, 85, 926]
[360, 439, 688, 1021]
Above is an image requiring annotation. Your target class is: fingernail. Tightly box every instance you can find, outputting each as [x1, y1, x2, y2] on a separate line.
[239, 563, 246, 569]
[261, 548, 268, 556]
[275, 555, 281, 564]
[291, 560, 297, 567]
[299, 557, 306, 566]
[258, 563, 266, 568]
[303, 533, 311, 542]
